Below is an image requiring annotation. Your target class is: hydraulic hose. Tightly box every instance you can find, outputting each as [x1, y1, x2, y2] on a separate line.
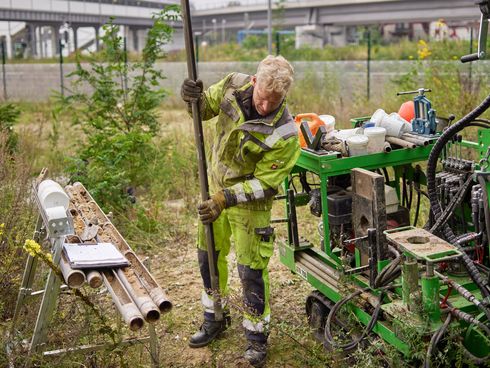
[426, 92, 490, 298]
[423, 312, 452, 368]
[324, 287, 385, 352]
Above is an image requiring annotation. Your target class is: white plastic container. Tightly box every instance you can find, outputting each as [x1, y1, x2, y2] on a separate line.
[319, 115, 336, 132]
[334, 128, 361, 141]
[370, 109, 387, 125]
[37, 179, 70, 211]
[347, 135, 369, 156]
[380, 113, 411, 137]
[364, 127, 386, 153]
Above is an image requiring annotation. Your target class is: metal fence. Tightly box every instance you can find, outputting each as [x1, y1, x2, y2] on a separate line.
[192, 0, 302, 10]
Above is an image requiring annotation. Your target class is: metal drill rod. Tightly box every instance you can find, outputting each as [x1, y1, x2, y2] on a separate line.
[180, 0, 223, 321]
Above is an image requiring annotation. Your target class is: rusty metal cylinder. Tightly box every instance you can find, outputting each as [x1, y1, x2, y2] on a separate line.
[116, 268, 161, 323]
[86, 270, 103, 288]
[125, 252, 172, 313]
[60, 253, 86, 288]
[102, 270, 144, 331]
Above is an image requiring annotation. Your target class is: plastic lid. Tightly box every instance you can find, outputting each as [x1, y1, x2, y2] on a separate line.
[346, 135, 369, 146]
[370, 109, 387, 124]
[364, 127, 386, 136]
[319, 114, 335, 128]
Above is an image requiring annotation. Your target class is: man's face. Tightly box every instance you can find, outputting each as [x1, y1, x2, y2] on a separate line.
[251, 76, 284, 117]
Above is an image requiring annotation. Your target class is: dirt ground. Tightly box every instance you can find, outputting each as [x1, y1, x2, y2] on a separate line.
[150, 209, 332, 368]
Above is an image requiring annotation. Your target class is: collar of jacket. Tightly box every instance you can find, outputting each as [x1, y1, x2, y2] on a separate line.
[233, 81, 286, 127]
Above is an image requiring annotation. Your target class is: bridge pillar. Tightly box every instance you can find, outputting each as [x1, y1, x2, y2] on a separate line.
[26, 24, 36, 58]
[73, 26, 79, 52]
[95, 26, 101, 52]
[131, 28, 139, 52]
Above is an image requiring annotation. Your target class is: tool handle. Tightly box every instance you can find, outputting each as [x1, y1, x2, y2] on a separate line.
[461, 52, 481, 63]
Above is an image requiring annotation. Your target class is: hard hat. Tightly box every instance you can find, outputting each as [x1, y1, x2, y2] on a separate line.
[398, 100, 415, 122]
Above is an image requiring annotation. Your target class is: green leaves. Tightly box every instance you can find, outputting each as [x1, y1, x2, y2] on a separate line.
[58, 7, 178, 211]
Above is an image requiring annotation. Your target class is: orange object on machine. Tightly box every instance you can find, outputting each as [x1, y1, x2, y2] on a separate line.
[398, 100, 415, 122]
[294, 113, 326, 148]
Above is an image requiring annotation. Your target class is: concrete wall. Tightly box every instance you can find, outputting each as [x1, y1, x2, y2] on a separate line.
[0, 60, 488, 102]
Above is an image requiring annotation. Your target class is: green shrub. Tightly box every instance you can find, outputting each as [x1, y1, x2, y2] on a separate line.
[58, 7, 178, 211]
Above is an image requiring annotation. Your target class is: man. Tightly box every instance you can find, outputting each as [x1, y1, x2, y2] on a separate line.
[181, 55, 300, 367]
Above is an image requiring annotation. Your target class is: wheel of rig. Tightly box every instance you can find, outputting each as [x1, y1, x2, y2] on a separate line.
[306, 290, 333, 343]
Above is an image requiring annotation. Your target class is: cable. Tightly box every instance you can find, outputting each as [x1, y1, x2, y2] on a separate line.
[426, 91, 490, 298]
[429, 175, 474, 234]
[324, 287, 385, 352]
[423, 312, 452, 368]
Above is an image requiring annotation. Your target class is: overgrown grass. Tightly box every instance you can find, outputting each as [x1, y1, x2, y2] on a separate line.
[163, 38, 482, 63]
[1, 55, 490, 366]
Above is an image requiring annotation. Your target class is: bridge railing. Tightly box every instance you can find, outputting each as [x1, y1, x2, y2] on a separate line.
[192, 0, 301, 10]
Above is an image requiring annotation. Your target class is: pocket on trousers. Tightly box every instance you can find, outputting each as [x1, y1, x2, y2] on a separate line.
[255, 226, 275, 259]
[259, 238, 274, 258]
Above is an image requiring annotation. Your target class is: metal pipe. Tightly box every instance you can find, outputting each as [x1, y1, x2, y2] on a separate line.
[180, 0, 222, 321]
[296, 252, 339, 281]
[59, 253, 86, 289]
[401, 133, 430, 146]
[124, 252, 172, 313]
[295, 255, 339, 287]
[386, 136, 416, 149]
[102, 270, 144, 331]
[295, 259, 339, 292]
[85, 270, 103, 288]
[116, 268, 160, 323]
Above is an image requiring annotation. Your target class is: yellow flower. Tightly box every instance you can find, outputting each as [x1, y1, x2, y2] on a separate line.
[24, 239, 42, 257]
[408, 55, 414, 60]
[0, 223, 4, 236]
[417, 39, 432, 60]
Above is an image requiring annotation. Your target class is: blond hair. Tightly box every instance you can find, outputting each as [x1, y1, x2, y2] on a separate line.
[256, 55, 294, 97]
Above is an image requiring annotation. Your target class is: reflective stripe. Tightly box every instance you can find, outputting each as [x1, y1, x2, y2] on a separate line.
[264, 122, 298, 148]
[242, 314, 271, 333]
[201, 291, 215, 314]
[232, 183, 248, 203]
[249, 178, 265, 199]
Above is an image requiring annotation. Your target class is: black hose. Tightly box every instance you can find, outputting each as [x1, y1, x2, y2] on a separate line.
[423, 312, 452, 368]
[429, 175, 474, 234]
[426, 92, 490, 298]
[477, 175, 490, 262]
[414, 187, 421, 227]
[324, 288, 385, 352]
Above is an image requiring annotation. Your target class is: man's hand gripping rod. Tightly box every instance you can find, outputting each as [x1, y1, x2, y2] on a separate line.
[180, 0, 223, 321]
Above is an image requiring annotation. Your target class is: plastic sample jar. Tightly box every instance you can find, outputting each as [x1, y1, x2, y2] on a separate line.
[364, 127, 386, 153]
[346, 135, 369, 156]
[38, 179, 70, 211]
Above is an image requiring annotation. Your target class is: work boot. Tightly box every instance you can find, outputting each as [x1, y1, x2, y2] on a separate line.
[188, 315, 230, 348]
[244, 341, 267, 367]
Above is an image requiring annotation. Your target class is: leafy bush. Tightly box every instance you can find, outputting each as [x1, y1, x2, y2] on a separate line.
[0, 132, 36, 322]
[59, 7, 178, 211]
[0, 103, 20, 152]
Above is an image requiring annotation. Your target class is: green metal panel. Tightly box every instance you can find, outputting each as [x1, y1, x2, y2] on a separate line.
[421, 275, 440, 323]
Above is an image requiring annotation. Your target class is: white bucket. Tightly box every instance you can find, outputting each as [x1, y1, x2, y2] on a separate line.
[379, 113, 411, 137]
[370, 109, 387, 125]
[319, 114, 336, 132]
[364, 127, 386, 153]
[334, 128, 361, 140]
[37, 180, 70, 211]
[347, 135, 369, 156]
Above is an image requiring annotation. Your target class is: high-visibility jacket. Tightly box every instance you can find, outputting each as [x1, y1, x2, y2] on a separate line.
[197, 72, 300, 211]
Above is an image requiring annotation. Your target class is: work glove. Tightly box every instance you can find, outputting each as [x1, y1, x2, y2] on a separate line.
[197, 191, 227, 224]
[181, 78, 203, 103]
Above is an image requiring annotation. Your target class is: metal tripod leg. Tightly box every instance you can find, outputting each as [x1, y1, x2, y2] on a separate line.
[10, 216, 43, 333]
[149, 323, 159, 368]
[28, 236, 64, 355]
